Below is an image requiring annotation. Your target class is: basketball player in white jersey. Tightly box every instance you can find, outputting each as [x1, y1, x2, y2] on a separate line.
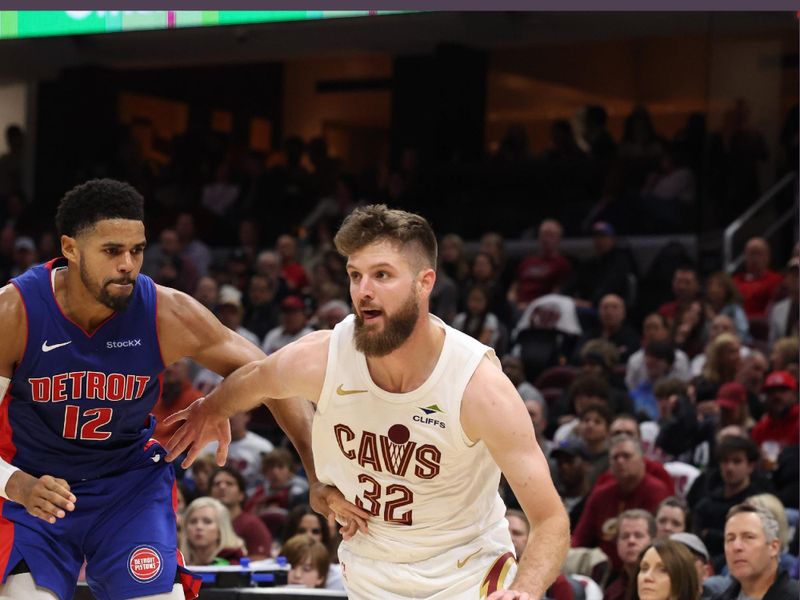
[165, 205, 569, 600]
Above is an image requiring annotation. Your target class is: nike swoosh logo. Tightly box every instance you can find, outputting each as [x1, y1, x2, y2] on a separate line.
[457, 547, 482, 569]
[151, 454, 161, 463]
[42, 340, 72, 353]
[336, 384, 368, 396]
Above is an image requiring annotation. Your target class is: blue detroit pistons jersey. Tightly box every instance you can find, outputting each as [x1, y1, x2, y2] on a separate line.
[2, 258, 165, 482]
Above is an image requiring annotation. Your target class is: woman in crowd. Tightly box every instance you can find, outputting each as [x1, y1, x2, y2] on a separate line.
[633, 539, 700, 600]
[282, 505, 344, 590]
[180, 497, 247, 566]
[703, 271, 750, 343]
[452, 284, 502, 350]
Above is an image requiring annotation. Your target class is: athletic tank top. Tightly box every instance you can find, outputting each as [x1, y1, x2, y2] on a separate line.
[1, 258, 164, 481]
[312, 314, 507, 563]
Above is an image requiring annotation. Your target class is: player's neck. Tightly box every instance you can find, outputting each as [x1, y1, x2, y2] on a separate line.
[365, 315, 444, 394]
[56, 267, 116, 333]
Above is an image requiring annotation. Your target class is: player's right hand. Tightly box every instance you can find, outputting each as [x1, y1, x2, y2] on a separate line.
[310, 482, 371, 540]
[163, 396, 232, 469]
[8, 471, 76, 525]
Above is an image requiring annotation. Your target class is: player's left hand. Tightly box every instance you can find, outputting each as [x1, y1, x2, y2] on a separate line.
[310, 481, 371, 540]
[163, 396, 232, 469]
[487, 590, 536, 600]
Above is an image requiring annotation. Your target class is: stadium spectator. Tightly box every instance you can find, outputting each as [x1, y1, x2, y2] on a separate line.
[243, 273, 281, 343]
[210, 467, 273, 560]
[452, 285, 502, 350]
[151, 358, 203, 445]
[632, 538, 700, 600]
[703, 271, 751, 343]
[626, 313, 692, 391]
[551, 439, 592, 530]
[176, 211, 211, 277]
[312, 298, 350, 330]
[692, 436, 767, 570]
[574, 294, 640, 363]
[750, 371, 799, 453]
[733, 237, 784, 319]
[247, 448, 309, 513]
[193, 275, 219, 312]
[281, 534, 330, 588]
[671, 300, 707, 359]
[654, 496, 689, 539]
[716, 503, 799, 600]
[276, 234, 310, 293]
[768, 258, 799, 346]
[438, 233, 470, 289]
[769, 337, 799, 375]
[509, 219, 572, 309]
[658, 265, 700, 325]
[217, 284, 260, 347]
[261, 295, 314, 355]
[736, 351, 769, 422]
[669, 533, 715, 599]
[604, 509, 656, 600]
[462, 251, 512, 326]
[576, 401, 612, 486]
[180, 497, 247, 565]
[629, 339, 676, 421]
[690, 315, 750, 377]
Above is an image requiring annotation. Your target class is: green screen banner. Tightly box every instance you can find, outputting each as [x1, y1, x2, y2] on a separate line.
[0, 11, 397, 40]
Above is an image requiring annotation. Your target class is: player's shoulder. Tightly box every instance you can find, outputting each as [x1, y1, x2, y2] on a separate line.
[0, 282, 25, 324]
[0, 283, 26, 369]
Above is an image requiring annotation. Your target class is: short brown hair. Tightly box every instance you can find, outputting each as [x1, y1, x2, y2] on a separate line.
[333, 204, 437, 270]
[262, 448, 296, 471]
[280, 534, 331, 587]
[632, 539, 700, 600]
[653, 377, 687, 400]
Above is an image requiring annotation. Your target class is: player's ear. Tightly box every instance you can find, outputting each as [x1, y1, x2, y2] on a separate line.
[61, 235, 78, 262]
[417, 267, 436, 295]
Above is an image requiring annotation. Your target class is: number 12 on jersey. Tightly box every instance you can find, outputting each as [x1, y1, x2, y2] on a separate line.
[62, 406, 113, 440]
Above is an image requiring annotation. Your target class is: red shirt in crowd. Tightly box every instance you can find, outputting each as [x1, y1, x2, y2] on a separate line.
[233, 512, 273, 559]
[571, 473, 672, 571]
[594, 458, 674, 492]
[281, 261, 309, 291]
[515, 254, 572, 304]
[750, 404, 800, 450]
[732, 269, 783, 318]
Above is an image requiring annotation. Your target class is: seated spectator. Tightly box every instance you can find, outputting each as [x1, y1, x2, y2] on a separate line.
[768, 258, 799, 346]
[176, 211, 211, 277]
[655, 496, 689, 539]
[283, 505, 332, 549]
[281, 534, 330, 589]
[630, 340, 677, 421]
[732, 237, 784, 319]
[573, 294, 640, 363]
[704, 271, 751, 343]
[658, 264, 700, 326]
[185, 454, 217, 500]
[438, 233, 470, 288]
[180, 497, 247, 565]
[770, 337, 799, 376]
[193, 276, 219, 312]
[598, 418, 675, 494]
[151, 358, 203, 445]
[572, 435, 671, 571]
[736, 351, 769, 422]
[509, 219, 572, 309]
[244, 273, 281, 343]
[216, 284, 261, 347]
[261, 295, 314, 355]
[202, 411, 274, 493]
[750, 371, 799, 454]
[578, 339, 635, 415]
[632, 539, 700, 600]
[247, 448, 309, 513]
[626, 313, 692, 392]
[143, 228, 199, 294]
[312, 299, 350, 330]
[462, 251, 512, 325]
[746, 493, 796, 575]
[501, 355, 545, 405]
[654, 377, 688, 427]
[692, 333, 742, 398]
[716, 503, 799, 600]
[692, 436, 768, 570]
[553, 373, 611, 441]
[671, 300, 707, 359]
[210, 467, 273, 560]
[551, 440, 592, 531]
[564, 221, 636, 308]
[576, 401, 613, 486]
[452, 285, 502, 350]
[254, 250, 290, 301]
[714, 382, 754, 430]
[276, 234, 310, 293]
[604, 509, 656, 600]
[690, 315, 750, 377]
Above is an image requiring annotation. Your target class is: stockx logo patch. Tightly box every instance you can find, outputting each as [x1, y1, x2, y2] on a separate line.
[419, 404, 444, 416]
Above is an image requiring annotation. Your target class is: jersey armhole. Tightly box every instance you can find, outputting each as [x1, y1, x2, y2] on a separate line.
[451, 349, 496, 450]
[316, 328, 341, 414]
[8, 281, 29, 374]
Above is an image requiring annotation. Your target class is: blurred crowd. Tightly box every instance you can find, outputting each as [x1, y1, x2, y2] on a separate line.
[0, 98, 797, 598]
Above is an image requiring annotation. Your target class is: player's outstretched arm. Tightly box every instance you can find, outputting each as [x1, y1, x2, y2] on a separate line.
[462, 358, 570, 600]
[0, 284, 76, 524]
[163, 329, 331, 468]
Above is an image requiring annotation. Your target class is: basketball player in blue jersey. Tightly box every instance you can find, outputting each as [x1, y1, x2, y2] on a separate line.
[0, 179, 351, 600]
[166, 205, 570, 600]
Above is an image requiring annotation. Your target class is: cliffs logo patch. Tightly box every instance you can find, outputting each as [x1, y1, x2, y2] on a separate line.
[128, 546, 162, 583]
[419, 404, 444, 416]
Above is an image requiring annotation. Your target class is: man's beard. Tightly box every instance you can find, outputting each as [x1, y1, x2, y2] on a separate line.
[80, 260, 136, 312]
[354, 288, 419, 357]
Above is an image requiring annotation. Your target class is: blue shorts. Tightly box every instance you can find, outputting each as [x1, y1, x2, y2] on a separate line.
[0, 441, 200, 600]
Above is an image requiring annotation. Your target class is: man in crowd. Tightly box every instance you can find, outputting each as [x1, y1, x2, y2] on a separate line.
[509, 219, 572, 309]
[604, 509, 655, 600]
[658, 264, 700, 325]
[733, 237, 783, 319]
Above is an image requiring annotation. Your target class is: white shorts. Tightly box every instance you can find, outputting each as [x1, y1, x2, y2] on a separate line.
[338, 520, 517, 600]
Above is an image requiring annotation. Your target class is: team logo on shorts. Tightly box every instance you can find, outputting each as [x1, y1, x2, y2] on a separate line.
[128, 546, 163, 583]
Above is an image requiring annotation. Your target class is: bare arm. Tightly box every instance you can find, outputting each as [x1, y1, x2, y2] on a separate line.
[462, 359, 570, 600]
[0, 284, 77, 523]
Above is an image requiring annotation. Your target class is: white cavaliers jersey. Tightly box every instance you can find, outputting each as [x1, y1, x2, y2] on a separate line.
[312, 314, 508, 563]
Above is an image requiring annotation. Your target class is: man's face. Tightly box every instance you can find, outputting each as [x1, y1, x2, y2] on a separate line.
[277, 235, 296, 261]
[710, 315, 735, 339]
[617, 518, 652, 567]
[159, 229, 180, 255]
[719, 451, 754, 488]
[744, 240, 769, 274]
[599, 295, 625, 330]
[610, 440, 645, 486]
[281, 309, 308, 335]
[507, 514, 529, 560]
[556, 454, 586, 488]
[70, 219, 145, 312]
[249, 276, 271, 306]
[538, 221, 561, 255]
[725, 512, 779, 583]
[211, 471, 244, 510]
[655, 505, 685, 538]
[644, 354, 670, 382]
[348, 240, 426, 358]
[643, 315, 668, 343]
[765, 387, 794, 418]
[579, 411, 608, 445]
[194, 277, 218, 308]
[265, 462, 292, 488]
[672, 269, 699, 302]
